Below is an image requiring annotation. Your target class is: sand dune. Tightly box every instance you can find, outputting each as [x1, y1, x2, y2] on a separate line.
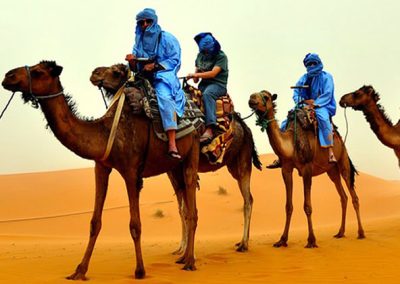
[0, 154, 399, 283]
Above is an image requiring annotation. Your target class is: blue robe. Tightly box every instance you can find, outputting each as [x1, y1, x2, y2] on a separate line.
[133, 9, 185, 131]
[292, 72, 336, 147]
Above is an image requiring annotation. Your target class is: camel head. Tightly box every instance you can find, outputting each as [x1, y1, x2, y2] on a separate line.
[339, 85, 380, 111]
[90, 64, 128, 96]
[2, 61, 63, 105]
[248, 90, 277, 116]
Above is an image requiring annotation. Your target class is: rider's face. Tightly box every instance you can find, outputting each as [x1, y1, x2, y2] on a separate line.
[138, 19, 153, 31]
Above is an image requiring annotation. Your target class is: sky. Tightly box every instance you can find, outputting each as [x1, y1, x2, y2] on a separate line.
[0, 0, 399, 180]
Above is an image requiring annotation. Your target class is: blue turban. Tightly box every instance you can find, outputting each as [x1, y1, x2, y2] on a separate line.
[133, 8, 162, 59]
[194, 32, 221, 55]
[303, 53, 323, 77]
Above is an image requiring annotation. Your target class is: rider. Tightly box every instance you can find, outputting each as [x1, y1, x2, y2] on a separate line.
[267, 53, 337, 169]
[125, 8, 185, 160]
[186, 32, 229, 142]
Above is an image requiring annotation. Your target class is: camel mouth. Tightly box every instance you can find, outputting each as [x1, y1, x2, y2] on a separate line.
[2, 79, 19, 92]
[248, 99, 259, 110]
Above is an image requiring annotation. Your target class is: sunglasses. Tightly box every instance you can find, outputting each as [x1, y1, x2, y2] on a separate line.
[138, 19, 153, 26]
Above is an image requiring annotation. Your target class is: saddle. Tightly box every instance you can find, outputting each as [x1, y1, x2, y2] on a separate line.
[184, 82, 235, 164]
[124, 76, 204, 141]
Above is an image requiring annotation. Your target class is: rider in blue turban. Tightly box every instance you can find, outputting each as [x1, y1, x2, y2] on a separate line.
[125, 8, 185, 160]
[267, 53, 337, 168]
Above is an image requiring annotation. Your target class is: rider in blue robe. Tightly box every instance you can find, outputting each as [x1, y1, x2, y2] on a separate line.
[125, 8, 185, 160]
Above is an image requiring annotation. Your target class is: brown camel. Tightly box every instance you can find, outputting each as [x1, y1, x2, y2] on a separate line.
[248, 90, 365, 248]
[339, 85, 400, 167]
[89, 63, 262, 252]
[2, 61, 200, 280]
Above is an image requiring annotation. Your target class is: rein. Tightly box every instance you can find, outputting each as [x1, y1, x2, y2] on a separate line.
[254, 92, 275, 132]
[0, 92, 16, 120]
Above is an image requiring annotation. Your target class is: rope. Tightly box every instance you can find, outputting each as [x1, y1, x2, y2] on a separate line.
[0, 92, 16, 120]
[343, 107, 349, 143]
[100, 84, 126, 161]
[99, 87, 108, 109]
[240, 110, 256, 120]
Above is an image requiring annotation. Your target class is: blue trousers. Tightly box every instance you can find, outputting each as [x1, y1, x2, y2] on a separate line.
[199, 83, 227, 126]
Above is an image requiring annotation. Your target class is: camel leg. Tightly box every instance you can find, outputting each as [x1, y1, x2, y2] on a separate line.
[327, 168, 348, 238]
[167, 171, 188, 255]
[274, 167, 293, 248]
[124, 171, 145, 279]
[175, 140, 199, 271]
[67, 163, 111, 280]
[303, 167, 317, 248]
[227, 157, 253, 252]
[340, 161, 365, 239]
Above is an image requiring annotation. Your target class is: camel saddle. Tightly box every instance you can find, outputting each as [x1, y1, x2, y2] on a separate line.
[183, 82, 235, 164]
[123, 76, 204, 142]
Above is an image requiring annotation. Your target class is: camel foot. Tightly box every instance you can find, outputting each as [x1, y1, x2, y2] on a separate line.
[358, 232, 366, 239]
[305, 242, 318, 248]
[66, 264, 88, 281]
[273, 239, 288, 248]
[172, 246, 185, 255]
[235, 241, 248, 252]
[182, 259, 197, 271]
[135, 268, 146, 279]
[66, 272, 87, 281]
[334, 232, 345, 238]
[175, 255, 186, 264]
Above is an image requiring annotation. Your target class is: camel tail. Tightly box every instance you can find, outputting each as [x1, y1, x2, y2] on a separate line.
[233, 112, 262, 170]
[348, 156, 359, 189]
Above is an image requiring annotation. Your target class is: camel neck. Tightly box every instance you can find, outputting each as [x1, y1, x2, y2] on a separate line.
[39, 95, 107, 160]
[362, 102, 400, 148]
[264, 112, 294, 159]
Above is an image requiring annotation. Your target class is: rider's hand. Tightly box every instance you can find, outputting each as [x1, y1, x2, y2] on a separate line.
[143, 63, 155, 72]
[187, 73, 199, 83]
[304, 99, 314, 106]
[125, 54, 136, 62]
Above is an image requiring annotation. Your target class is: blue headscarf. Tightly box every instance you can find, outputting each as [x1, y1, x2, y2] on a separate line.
[303, 53, 323, 77]
[194, 32, 221, 56]
[133, 8, 162, 59]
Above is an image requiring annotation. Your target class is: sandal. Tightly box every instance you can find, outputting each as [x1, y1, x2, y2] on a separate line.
[200, 132, 213, 143]
[168, 150, 182, 161]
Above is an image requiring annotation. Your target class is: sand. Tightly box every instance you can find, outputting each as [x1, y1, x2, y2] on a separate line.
[0, 154, 399, 283]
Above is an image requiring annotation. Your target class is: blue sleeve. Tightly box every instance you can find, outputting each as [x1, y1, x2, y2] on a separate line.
[314, 73, 334, 107]
[157, 33, 181, 71]
[293, 75, 307, 104]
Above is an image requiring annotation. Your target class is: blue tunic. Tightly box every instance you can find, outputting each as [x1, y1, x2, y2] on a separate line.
[133, 9, 185, 131]
[281, 53, 336, 147]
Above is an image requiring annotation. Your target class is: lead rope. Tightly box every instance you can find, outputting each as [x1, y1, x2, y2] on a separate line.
[0, 92, 16, 120]
[343, 107, 349, 143]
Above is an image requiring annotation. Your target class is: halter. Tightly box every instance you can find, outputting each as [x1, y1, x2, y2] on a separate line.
[24, 65, 64, 108]
[254, 92, 275, 132]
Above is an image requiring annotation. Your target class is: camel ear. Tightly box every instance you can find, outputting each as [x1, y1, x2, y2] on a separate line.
[50, 64, 63, 77]
[272, 93, 278, 100]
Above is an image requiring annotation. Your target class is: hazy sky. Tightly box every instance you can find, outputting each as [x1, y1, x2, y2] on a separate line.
[0, 0, 399, 180]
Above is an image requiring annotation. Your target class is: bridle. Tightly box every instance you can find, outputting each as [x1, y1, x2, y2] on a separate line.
[253, 92, 275, 132]
[24, 65, 64, 108]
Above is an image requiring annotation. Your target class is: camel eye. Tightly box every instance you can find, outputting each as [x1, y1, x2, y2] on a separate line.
[30, 69, 43, 78]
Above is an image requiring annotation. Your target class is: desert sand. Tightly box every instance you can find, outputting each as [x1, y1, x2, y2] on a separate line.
[0, 154, 399, 284]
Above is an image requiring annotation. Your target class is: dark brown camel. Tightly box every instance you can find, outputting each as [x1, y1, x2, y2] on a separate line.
[339, 85, 400, 167]
[248, 90, 365, 248]
[90, 63, 262, 252]
[2, 61, 200, 280]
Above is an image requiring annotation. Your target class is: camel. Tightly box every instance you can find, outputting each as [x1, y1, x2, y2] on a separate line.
[339, 85, 400, 167]
[89, 63, 262, 252]
[1, 61, 200, 280]
[248, 90, 365, 248]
